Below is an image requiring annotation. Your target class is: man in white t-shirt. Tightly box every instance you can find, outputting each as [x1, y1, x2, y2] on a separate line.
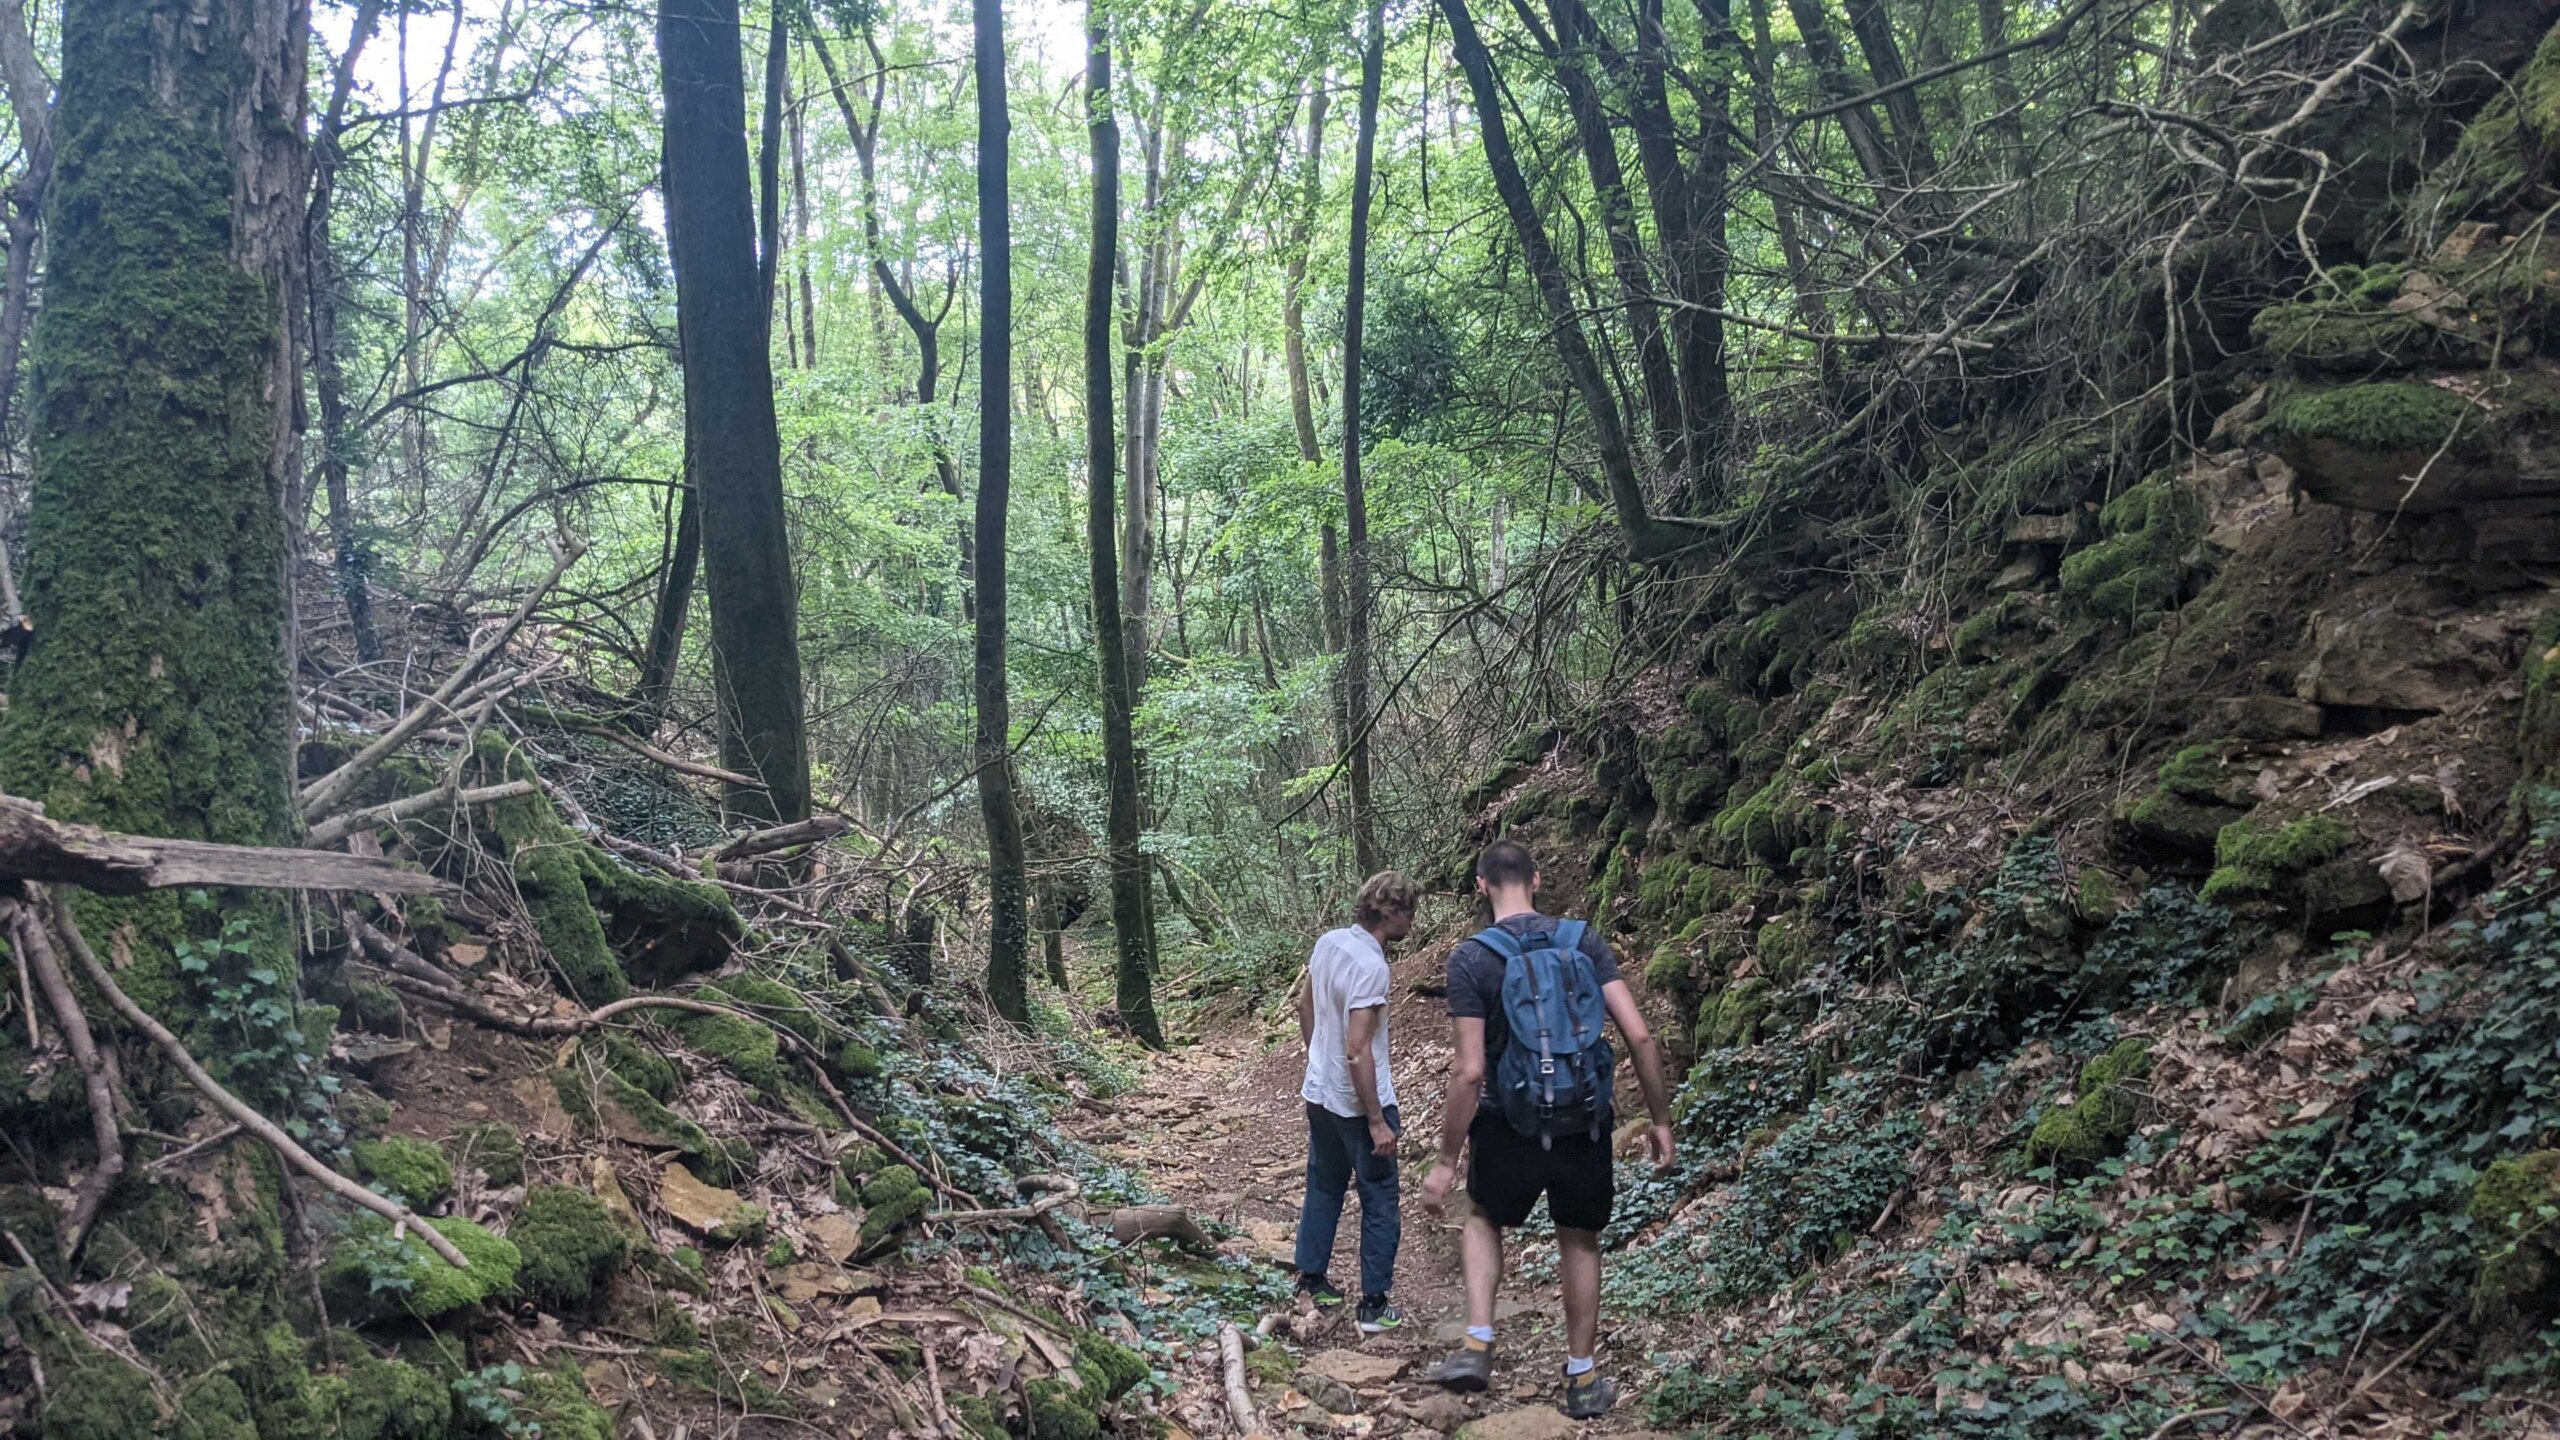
[1291, 870, 1420, 1334]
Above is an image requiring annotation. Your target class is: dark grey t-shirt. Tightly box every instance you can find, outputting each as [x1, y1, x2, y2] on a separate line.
[1446, 912, 1618, 1085]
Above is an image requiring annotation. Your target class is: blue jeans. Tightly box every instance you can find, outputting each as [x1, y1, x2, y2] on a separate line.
[1294, 1101, 1401, 1299]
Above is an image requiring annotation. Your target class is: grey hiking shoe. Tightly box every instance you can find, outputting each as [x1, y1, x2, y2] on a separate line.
[1560, 1372, 1619, 1421]
[1426, 1343, 1493, 1392]
[1356, 1296, 1404, 1335]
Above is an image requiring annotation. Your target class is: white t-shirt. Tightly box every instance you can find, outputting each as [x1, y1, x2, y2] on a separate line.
[1301, 925, 1395, 1119]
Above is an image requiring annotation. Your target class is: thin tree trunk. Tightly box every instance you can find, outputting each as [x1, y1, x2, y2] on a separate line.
[973, 0, 1030, 1025]
[1784, 0, 1901, 193]
[1976, 0, 2029, 184]
[659, 0, 811, 823]
[1532, 0, 1682, 466]
[308, 0, 386, 665]
[1842, 0, 1938, 184]
[789, 71, 818, 367]
[1283, 84, 1327, 466]
[1747, 0, 1832, 334]
[1437, 0, 1677, 560]
[1342, 0, 1384, 878]
[635, 427, 701, 722]
[757, 10, 786, 328]
[1085, 4, 1162, 1049]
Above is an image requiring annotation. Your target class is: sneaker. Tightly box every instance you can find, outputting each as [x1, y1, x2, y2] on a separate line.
[1560, 1371, 1619, 1421]
[1297, 1274, 1346, 1307]
[1426, 1341, 1493, 1392]
[1356, 1297, 1404, 1334]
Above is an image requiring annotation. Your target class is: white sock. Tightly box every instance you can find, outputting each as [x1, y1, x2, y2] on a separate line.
[1565, 1355, 1595, 1378]
[1465, 1325, 1495, 1346]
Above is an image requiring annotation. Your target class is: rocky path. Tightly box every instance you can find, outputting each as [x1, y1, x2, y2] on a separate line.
[1070, 978, 1665, 1440]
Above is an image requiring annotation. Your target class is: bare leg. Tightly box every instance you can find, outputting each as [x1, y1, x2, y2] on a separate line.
[1462, 1213, 1503, 1332]
[1557, 1226, 1601, 1358]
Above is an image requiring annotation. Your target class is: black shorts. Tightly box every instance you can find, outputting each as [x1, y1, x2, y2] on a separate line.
[1465, 1111, 1615, 1232]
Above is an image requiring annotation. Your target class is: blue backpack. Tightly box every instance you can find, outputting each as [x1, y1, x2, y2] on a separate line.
[1474, 920, 1613, 1147]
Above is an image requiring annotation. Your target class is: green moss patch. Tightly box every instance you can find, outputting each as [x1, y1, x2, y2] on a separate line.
[324, 1217, 520, 1324]
[352, 1137, 453, 1209]
[2202, 814, 2354, 901]
[2471, 1151, 2560, 1320]
[2059, 478, 2200, 624]
[2271, 381, 2485, 458]
[510, 1186, 632, 1311]
[859, 1164, 932, 1249]
[2024, 1039, 2153, 1170]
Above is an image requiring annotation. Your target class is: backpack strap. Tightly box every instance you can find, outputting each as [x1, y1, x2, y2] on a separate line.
[1553, 919, 1588, 960]
[1470, 926, 1526, 964]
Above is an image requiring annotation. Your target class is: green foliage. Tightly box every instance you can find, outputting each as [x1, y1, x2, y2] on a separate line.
[335, 1354, 452, 1440]
[171, 894, 344, 1138]
[511, 1186, 632, 1310]
[859, 1164, 931, 1248]
[325, 1217, 521, 1324]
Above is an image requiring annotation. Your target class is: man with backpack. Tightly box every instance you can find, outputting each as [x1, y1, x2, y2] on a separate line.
[1419, 839, 1674, 1419]
[1292, 870, 1421, 1334]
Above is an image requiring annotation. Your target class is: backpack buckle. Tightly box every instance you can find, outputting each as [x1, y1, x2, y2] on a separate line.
[1539, 1060, 1555, 1075]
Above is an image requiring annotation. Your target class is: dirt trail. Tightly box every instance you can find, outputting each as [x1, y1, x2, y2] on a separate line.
[1070, 934, 1664, 1439]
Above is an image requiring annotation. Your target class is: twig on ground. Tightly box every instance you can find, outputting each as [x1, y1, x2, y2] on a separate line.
[1218, 1322, 1262, 1437]
[142, 1123, 246, 1174]
[11, 897, 123, 1258]
[305, 778, 536, 848]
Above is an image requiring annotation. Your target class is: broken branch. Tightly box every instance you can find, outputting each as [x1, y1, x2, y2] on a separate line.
[0, 793, 448, 896]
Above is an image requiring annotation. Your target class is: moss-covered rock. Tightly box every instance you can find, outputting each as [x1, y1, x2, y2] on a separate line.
[589, 1032, 682, 1102]
[510, 1186, 632, 1311]
[1026, 1378, 1102, 1440]
[2471, 1151, 2560, 1329]
[859, 1164, 932, 1249]
[1073, 1332, 1150, 1400]
[2201, 814, 2354, 901]
[352, 1136, 453, 1209]
[1695, 977, 1771, 1050]
[949, 1392, 1012, 1440]
[2059, 478, 2200, 624]
[448, 1122, 526, 1188]
[550, 1066, 750, 1185]
[334, 1353, 452, 1440]
[323, 1216, 520, 1324]
[2023, 1038, 2152, 1170]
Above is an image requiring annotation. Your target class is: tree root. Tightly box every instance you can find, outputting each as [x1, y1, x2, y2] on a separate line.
[49, 895, 472, 1268]
[9, 897, 123, 1259]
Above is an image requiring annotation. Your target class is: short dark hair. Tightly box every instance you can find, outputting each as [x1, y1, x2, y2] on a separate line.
[1475, 839, 1538, 891]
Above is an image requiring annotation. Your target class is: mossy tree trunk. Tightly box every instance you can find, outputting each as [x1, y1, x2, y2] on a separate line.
[658, 0, 811, 825]
[974, 0, 1031, 1024]
[0, 0, 308, 1022]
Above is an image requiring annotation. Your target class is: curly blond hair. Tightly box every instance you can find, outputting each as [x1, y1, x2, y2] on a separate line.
[1353, 870, 1421, 927]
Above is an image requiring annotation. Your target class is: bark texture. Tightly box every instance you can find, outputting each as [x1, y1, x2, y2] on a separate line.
[974, 0, 1031, 1024]
[659, 0, 811, 823]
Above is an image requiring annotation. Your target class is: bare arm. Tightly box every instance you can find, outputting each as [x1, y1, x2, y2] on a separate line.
[1601, 978, 1677, 1168]
[1293, 971, 1313, 1048]
[1344, 1003, 1393, 1153]
[1435, 1016, 1486, 1167]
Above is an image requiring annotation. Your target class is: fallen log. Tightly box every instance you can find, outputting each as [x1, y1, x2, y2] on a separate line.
[712, 814, 851, 862]
[1218, 1322, 1264, 1438]
[1109, 1205, 1214, 1250]
[0, 794, 448, 896]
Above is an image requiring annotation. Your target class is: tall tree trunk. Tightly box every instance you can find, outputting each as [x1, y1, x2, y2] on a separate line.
[1783, 0, 1901, 194]
[309, 0, 386, 665]
[1976, 0, 2029, 184]
[1282, 80, 1355, 850]
[1532, 0, 1682, 467]
[1085, 2, 1162, 1049]
[1747, 0, 1830, 334]
[789, 70, 818, 367]
[1438, 0, 1678, 560]
[757, 11, 786, 327]
[1, 0, 308, 1012]
[0, 0, 52, 454]
[1842, 0, 1938, 184]
[660, 0, 811, 823]
[1343, 0, 1385, 878]
[973, 0, 1031, 1025]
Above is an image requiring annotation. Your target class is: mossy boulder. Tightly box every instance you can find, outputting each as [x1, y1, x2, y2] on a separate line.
[859, 1164, 932, 1249]
[2201, 814, 2354, 902]
[2470, 1151, 2560, 1330]
[549, 1067, 750, 1186]
[2059, 478, 2200, 624]
[446, 1122, 525, 1188]
[588, 1031, 682, 1101]
[1695, 977, 1771, 1050]
[352, 1137, 453, 1209]
[323, 1216, 520, 1324]
[510, 1186, 632, 1311]
[2023, 1039, 2152, 1171]
[1026, 1379, 1102, 1440]
[1073, 1333, 1150, 1400]
[334, 1354, 451, 1440]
